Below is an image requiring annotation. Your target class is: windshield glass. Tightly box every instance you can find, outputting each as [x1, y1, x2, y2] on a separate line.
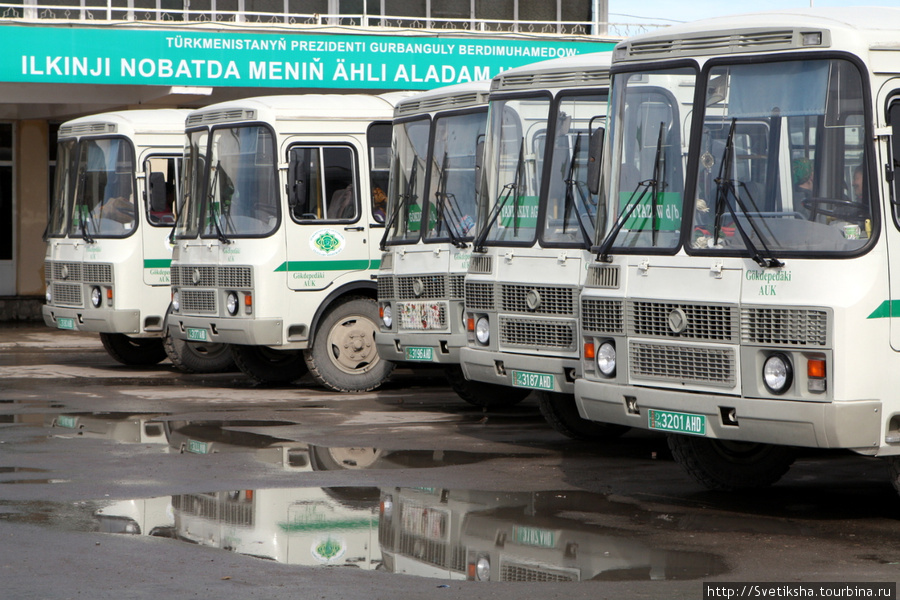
[424, 109, 487, 242]
[596, 68, 694, 253]
[47, 138, 77, 238]
[692, 58, 871, 255]
[542, 93, 607, 246]
[476, 95, 551, 246]
[176, 129, 208, 239]
[385, 117, 430, 244]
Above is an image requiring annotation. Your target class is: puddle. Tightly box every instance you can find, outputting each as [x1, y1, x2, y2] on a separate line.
[0, 486, 727, 582]
[45, 412, 169, 444]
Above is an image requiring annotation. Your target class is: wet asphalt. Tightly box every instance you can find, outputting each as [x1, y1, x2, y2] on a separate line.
[1, 323, 899, 599]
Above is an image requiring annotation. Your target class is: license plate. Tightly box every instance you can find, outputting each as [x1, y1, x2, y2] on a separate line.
[405, 347, 434, 362]
[186, 327, 208, 342]
[56, 415, 77, 429]
[513, 526, 557, 548]
[187, 439, 210, 454]
[57, 317, 76, 330]
[512, 370, 555, 390]
[648, 409, 707, 436]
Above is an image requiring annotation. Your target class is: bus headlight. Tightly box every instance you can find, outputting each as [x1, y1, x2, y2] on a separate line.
[596, 341, 616, 377]
[45, 288, 52, 304]
[475, 317, 490, 345]
[226, 291, 239, 316]
[763, 353, 793, 395]
[171, 290, 180, 312]
[381, 304, 392, 328]
[91, 286, 102, 308]
[475, 555, 491, 581]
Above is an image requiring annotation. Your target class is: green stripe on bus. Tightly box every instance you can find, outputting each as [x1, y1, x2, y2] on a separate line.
[278, 518, 377, 533]
[143, 259, 171, 269]
[274, 260, 379, 272]
[867, 300, 900, 319]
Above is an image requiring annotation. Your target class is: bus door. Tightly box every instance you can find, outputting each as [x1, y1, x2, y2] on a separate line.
[141, 153, 181, 287]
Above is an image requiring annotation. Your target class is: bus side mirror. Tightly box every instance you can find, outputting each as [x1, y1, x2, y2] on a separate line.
[587, 128, 604, 195]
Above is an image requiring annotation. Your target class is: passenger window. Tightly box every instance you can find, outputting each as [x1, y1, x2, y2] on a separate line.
[144, 155, 180, 227]
[890, 101, 900, 227]
[368, 122, 392, 224]
[288, 145, 358, 222]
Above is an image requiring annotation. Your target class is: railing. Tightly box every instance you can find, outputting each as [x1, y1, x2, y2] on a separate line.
[0, 0, 670, 38]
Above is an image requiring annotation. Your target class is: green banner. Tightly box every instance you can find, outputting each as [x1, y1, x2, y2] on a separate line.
[620, 191, 682, 231]
[4, 24, 613, 90]
[499, 195, 539, 229]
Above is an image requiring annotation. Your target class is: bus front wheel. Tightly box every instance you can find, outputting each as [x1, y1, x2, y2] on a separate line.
[99, 333, 167, 366]
[443, 366, 531, 408]
[668, 434, 795, 491]
[231, 345, 308, 384]
[164, 333, 236, 374]
[537, 391, 630, 440]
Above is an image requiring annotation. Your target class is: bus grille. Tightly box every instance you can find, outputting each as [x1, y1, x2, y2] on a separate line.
[171, 265, 251, 288]
[51, 261, 82, 281]
[468, 255, 492, 274]
[181, 290, 216, 314]
[499, 317, 575, 350]
[629, 301, 737, 342]
[398, 275, 446, 300]
[465, 282, 494, 310]
[741, 307, 828, 346]
[630, 341, 735, 387]
[83, 263, 113, 283]
[501, 284, 574, 315]
[218, 266, 252, 289]
[52, 283, 82, 307]
[449, 274, 465, 299]
[500, 561, 579, 582]
[377, 275, 394, 301]
[586, 265, 619, 288]
[581, 298, 624, 334]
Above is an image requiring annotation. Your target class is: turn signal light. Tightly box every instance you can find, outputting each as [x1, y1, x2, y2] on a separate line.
[583, 342, 595, 360]
[808, 358, 826, 393]
[466, 317, 475, 331]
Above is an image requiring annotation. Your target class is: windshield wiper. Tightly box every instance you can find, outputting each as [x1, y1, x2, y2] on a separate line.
[207, 162, 232, 245]
[432, 152, 469, 249]
[712, 119, 783, 268]
[473, 139, 525, 253]
[561, 132, 594, 247]
[74, 171, 95, 244]
[593, 122, 665, 262]
[379, 157, 419, 251]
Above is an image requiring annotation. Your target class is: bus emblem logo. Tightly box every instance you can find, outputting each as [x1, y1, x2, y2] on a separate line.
[310, 229, 344, 256]
[412, 278, 424, 297]
[191, 268, 201, 285]
[526, 289, 542, 311]
[667, 308, 688, 334]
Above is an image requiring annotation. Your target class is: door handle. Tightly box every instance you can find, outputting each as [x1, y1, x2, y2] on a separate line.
[344, 226, 365, 231]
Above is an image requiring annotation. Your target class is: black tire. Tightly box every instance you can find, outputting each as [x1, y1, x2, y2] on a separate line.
[231, 344, 308, 384]
[304, 296, 394, 392]
[667, 434, 795, 491]
[888, 457, 900, 497]
[99, 333, 167, 366]
[443, 365, 530, 408]
[163, 333, 236, 374]
[537, 391, 630, 440]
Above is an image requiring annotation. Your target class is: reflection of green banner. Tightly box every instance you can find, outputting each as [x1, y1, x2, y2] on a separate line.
[620, 191, 681, 231]
[499, 195, 539, 229]
[5, 24, 613, 90]
[407, 204, 422, 232]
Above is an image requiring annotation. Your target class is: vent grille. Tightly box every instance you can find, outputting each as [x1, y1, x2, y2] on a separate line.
[52, 283, 82, 307]
[501, 285, 574, 315]
[468, 255, 492, 274]
[582, 298, 624, 334]
[218, 266, 252, 289]
[629, 301, 736, 342]
[181, 290, 216, 314]
[586, 265, 619, 288]
[499, 317, 575, 350]
[500, 562, 579, 583]
[495, 68, 610, 91]
[395, 91, 488, 116]
[449, 274, 465, 299]
[171, 265, 250, 288]
[398, 275, 446, 300]
[465, 282, 494, 310]
[51, 261, 83, 282]
[172, 493, 254, 527]
[377, 275, 395, 301]
[623, 29, 805, 61]
[630, 342, 735, 387]
[186, 109, 255, 126]
[83, 263, 113, 284]
[59, 122, 116, 136]
[741, 307, 828, 346]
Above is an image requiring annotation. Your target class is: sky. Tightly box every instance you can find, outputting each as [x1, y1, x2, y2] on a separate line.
[609, 0, 894, 25]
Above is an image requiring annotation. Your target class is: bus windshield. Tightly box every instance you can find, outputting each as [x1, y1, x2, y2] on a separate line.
[692, 58, 871, 256]
[475, 95, 551, 247]
[47, 137, 137, 239]
[176, 125, 278, 240]
[596, 67, 694, 254]
[424, 109, 487, 243]
[385, 117, 430, 244]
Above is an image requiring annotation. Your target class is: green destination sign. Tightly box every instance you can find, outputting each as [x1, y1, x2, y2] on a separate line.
[3, 25, 613, 90]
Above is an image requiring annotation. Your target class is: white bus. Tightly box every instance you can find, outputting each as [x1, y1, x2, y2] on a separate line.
[167, 95, 403, 392]
[376, 81, 531, 406]
[459, 53, 626, 438]
[576, 8, 900, 492]
[42, 110, 234, 372]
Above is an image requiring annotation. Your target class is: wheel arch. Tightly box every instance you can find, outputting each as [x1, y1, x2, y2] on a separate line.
[307, 279, 377, 345]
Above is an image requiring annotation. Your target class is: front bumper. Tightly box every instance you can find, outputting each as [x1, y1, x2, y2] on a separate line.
[167, 315, 284, 347]
[43, 305, 141, 334]
[459, 347, 578, 394]
[375, 330, 466, 365]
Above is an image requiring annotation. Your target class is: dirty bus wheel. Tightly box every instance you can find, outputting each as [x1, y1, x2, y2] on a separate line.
[304, 296, 394, 393]
[668, 434, 795, 491]
[99, 332, 167, 366]
[537, 391, 630, 440]
[443, 365, 531, 408]
[163, 332, 236, 374]
[231, 344, 309, 384]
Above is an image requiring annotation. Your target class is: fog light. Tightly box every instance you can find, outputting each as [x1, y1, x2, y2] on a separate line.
[91, 286, 102, 308]
[763, 353, 793, 395]
[226, 291, 239, 316]
[381, 304, 392, 328]
[475, 316, 490, 345]
[172, 290, 180, 312]
[596, 341, 616, 377]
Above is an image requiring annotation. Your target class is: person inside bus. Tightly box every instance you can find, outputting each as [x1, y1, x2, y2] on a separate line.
[791, 157, 814, 218]
[853, 164, 866, 202]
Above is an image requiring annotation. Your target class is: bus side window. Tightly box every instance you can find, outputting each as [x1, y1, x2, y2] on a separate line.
[889, 101, 900, 225]
[145, 156, 178, 226]
[288, 145, 357, 222]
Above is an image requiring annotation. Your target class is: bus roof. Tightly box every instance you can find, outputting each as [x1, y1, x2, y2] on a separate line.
[615, 8, 900, 63]
[185, 94, 400, 127]
[59, 109, 190, 138]
[490, 51, 612, 93]
[393, 80, 491, 118]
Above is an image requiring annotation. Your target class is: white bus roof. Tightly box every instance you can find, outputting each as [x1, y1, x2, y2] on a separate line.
[58, 109, 190, 137]
[393, 80, 491, 118]
[490, 51, 612, 93]
[615, 8, 900, 63]
[185, 94, 400, 127]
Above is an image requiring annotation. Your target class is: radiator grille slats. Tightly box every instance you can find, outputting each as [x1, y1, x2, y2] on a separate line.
[465, 282, 494, 310]
[630, 342, 735, 387]
[629, 301, 736, 342]
[501, 285, 574, 315]
[499, 317, 575, 350]
[397, 275, 446, 300]
[377, 275, 394, 301]
[581, 298, 624, 334]
[171, 265, 251, 288]
[181, 290, 216, 314]
[741, 307, 827, 346]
